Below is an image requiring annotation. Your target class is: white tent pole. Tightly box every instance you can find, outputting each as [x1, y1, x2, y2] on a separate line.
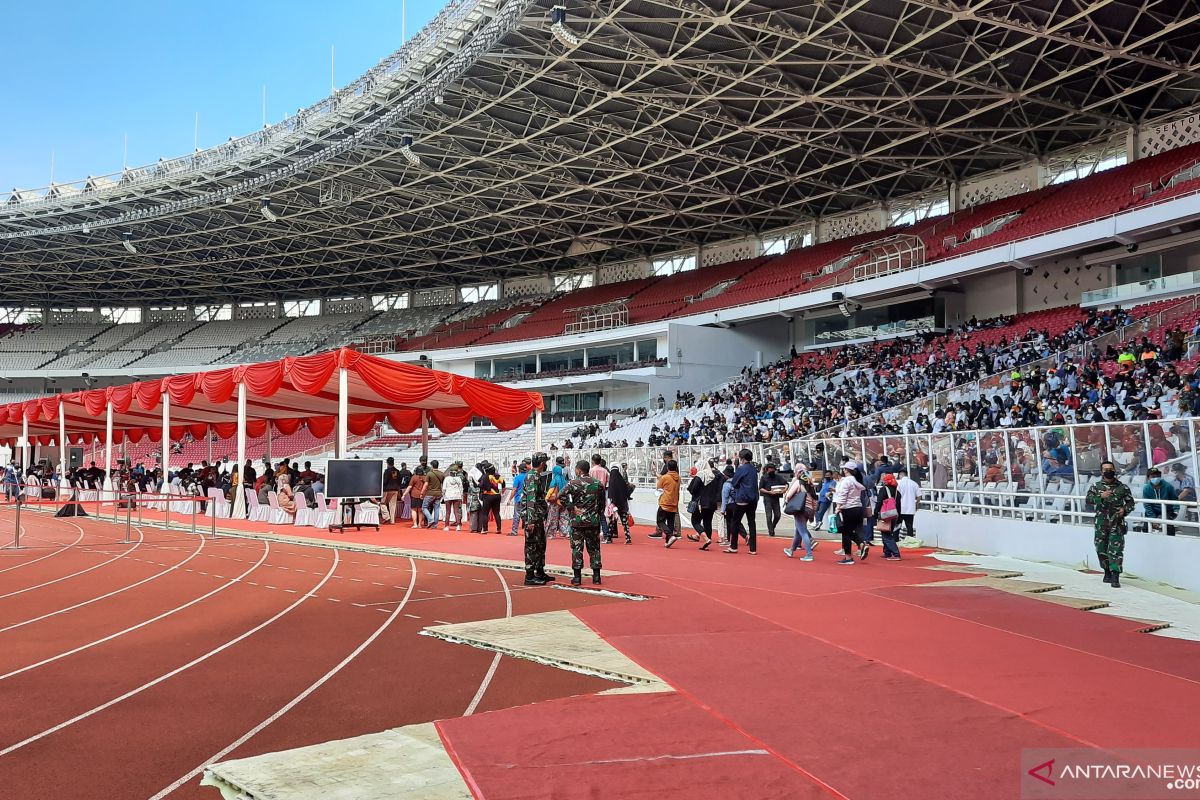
[337, 368, 349, 458]
[420, 412, 429, 461]
[534, 408, 543, 452]
[207, 426, 213, 464]
[161, 393, 170, 492]
[266, 425, 273, 461]
[58, 401, 67, 496]
[20, 416, 28, 470]
[103, 400, 114, 500]
[232, 382, 247, 519]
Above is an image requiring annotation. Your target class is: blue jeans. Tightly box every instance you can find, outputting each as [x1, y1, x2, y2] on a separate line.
[788, 514, 814, 557]
[882, 530, 901, 558]
[814, 500, 831, 525]
[422, 495, 441, 527]
[862, 516, 875, 545]
[511, 500, 522, 534]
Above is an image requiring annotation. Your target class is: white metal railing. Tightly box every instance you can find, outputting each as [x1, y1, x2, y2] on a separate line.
[465, 418, 1200, 537]
[1081, 271, 1200, 306]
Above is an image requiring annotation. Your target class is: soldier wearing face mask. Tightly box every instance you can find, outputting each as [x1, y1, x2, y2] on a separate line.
[1085, 460, 1135, 588]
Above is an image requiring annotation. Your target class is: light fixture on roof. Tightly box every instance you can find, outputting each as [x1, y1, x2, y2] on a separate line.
[121, 232, 138, 255]
[550, 6, 580, 48]
[81, 224, 91, 234]
[400, 135, 421, 167]
[260, 197, 279, 222]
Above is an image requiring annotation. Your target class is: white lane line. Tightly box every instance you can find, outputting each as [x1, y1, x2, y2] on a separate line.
[0, 519, 86, 575]
[0, 523, 144, 602]
[0, 542, 272, 681]
[147, 557, 419, 800]
[0, 549, 340, 758]
[464, 566, 512, 717]
[0, 528, 197, 634]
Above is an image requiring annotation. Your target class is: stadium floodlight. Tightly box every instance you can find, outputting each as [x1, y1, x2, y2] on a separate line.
[550, 6, 580, 48]
[400, 135, 421, 167]
[260, 197, 279, 222]
[121, 233, 138, 255]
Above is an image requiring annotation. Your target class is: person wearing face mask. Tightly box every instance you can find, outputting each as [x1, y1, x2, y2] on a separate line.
[1141, 468, 1178, 537]
[1085, 461, 1135, 588]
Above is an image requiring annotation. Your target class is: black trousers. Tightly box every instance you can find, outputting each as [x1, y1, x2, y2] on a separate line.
[482, 495, 502, 531]
[763, 496, 781, 535]
[691, 507, 715, 540]
[898, 513, 916, 537]
[839, 507, 865, 555]
[728, 501, 758, 552]
[656, 508, 676, 539]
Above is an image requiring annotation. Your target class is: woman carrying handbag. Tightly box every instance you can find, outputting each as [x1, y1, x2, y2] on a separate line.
[782, 471, 820, 561]
[874, 473, 902, 560]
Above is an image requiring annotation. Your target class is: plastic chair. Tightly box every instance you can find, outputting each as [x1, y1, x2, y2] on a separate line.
[312, 492, 337, 528]
[293, 496, 315, 527]
[353, 501, 381, 528]
[266, 491, 294, 525]
[245, 488, 270, 522]
[206, 487, 230, 518]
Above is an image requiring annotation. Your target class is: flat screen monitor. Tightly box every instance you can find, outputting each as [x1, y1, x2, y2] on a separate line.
[325, 459, 384, 499]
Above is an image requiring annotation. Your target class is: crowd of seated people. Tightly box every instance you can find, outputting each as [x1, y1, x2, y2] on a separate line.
[585, 306, 1200, 447]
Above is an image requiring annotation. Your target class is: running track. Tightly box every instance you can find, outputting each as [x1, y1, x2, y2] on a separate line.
[0, 508, 619, 800]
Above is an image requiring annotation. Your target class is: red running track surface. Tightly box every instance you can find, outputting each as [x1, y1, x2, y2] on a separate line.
[0, 508, 621, 800]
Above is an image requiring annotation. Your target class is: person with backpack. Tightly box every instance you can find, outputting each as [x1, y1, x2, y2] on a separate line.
[874, 473, 902, 560]
[782, 471, 819, 561]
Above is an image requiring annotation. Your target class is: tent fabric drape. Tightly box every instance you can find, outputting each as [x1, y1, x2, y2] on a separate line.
[0, 348, 542, 448]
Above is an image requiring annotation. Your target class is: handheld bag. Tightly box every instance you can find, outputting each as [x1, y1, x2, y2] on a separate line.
[879, 495, 899, 521]
[783, 491, 807, 516]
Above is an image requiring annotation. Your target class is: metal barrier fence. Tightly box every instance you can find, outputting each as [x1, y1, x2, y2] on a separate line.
[479, 417, 1200, 537]
[2, 490, 216, 550]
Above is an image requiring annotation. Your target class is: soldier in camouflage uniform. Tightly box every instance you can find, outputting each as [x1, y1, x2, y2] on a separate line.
[559, 460, 604, 585]
[520, 452, 555, 586]
[1085, 460, 1135, 588]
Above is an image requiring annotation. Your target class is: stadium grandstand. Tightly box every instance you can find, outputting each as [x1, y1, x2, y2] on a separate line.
[2, 2, 1200, 798]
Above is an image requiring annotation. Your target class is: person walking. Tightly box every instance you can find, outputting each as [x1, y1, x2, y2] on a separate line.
[590, 455, 611, 543]
[442, 462, 464, 530]
[509, 460, 529, 536]
[686, 459, 723, 550]
[547, 457, 570, 539]
[874, 473, 902, 560]
[382, 457, 402, 525]
[895, 468, 921, 538]
[519, 453, 555, 585]
[657, 459, 681, 548]
[560, 460, 604, 585]
[724, 449, 759, 555]
[405, 467, 427, 529]
[479, 465, 504, 533]
[832, 461, 868, 565]
[422, 460, 444, 529]
[759, 462, 787, 537]
[607, 463, 634, 544]
[813, 470, 837, 530]
[782, 471, 819, 561]
[466, 463, 483, 533]
[1085, 460, 1135, 588]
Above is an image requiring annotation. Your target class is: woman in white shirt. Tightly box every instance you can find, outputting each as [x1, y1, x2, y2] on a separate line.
[832, 461, 869, 564]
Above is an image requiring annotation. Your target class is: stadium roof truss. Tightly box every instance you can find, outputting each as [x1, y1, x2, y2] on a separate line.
[1, 0, 1199, 306]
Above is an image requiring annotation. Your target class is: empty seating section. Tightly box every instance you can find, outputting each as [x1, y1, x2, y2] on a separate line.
[354, 305, 464, 341]
[398, 301, 542, 351]
[473, 279, 661, 345]
[919, 188, 1055, 261]
[625, 257, 769, 323]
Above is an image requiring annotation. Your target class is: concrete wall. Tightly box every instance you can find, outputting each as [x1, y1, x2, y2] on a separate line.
[915, 510, 1200, 593]
[1020, 258, 1108, 311]
[960, 269, 1020, 323]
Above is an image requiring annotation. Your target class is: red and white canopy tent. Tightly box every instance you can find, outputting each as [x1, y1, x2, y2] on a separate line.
[0, 348, 544, 514]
